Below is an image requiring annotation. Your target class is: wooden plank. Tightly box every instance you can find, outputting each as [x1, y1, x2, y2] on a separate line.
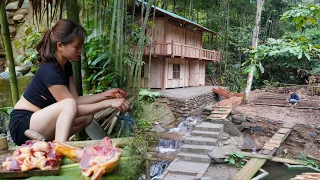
[211, 111, 230, 114]
[262, 146, 275, 150]
[277, 128, 291, 134]
[271, 157, 308, 165]
[258, 97, 286, 100]
[272, 133, 286, 140]
[264, 142, 280, 148]
[268, 139, 282, 145]
[233, 158, 267, 180]
[209, 115, 223, 118]
[214, 106, 233, 109]
[233, 151, 272, 160]
[307, 155, 320, 162]
[260, 149, 271, 155]
[254, 103, 287, 107]
[210, 114, 229, 120]
[214, 108, 231, 112]
[234, 151, 307, 165]
[296, 107, 320, 110]
[211, 109, 232, 114]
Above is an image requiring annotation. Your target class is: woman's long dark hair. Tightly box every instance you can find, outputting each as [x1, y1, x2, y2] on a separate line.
[36, 19, 86, 63]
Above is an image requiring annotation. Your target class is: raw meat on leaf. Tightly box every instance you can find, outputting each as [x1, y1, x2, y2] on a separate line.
[79, 137, 123, 180]
[2, 140, 61, 172]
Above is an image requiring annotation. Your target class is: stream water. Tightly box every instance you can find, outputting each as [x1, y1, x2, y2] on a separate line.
[261, 162, 320, 180]
[146, 116, 204, 179]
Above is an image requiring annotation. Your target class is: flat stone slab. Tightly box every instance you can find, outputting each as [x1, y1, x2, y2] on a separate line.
[194, 122, 224, 132]
[180, 144, 215, 153]
[178, 152, 211, 163]
[184, 136, 218, 146]
[162, 174, 196, 180]
[191, 130, 220, 138]
[155, 86, 217, 100]
[208, 144, 237, 160]
[168, 160, 210, 174]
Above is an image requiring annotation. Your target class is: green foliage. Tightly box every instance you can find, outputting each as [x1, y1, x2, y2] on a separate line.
[280, 4, 320, 31]
[84, 35, 127, 93]
[14, 25, 42, 73]
[242, 3, 320, 88]
[221, 63, 246, 93]
[138, 89, 161, 102]
[0, 107, 13, 116]
[300, 154, 320, 169]
[224, 152, 246, 168]
[261, 80, 280, 89]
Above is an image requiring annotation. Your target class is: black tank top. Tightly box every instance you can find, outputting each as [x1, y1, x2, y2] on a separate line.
[23, 61, 73, 109]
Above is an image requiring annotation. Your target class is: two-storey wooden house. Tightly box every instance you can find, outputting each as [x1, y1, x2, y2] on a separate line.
[139, 5, 220, 89]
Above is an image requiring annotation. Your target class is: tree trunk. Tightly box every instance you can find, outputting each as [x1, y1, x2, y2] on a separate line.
[66, 0, 83, 96]
[82, 6, 90, 92]
[147, 0, 157, 90]
[0, 2, 19, 105]
[243, 0, 264, 103]
[173, 0, 176, 13]
[109, 0, 118, 69]
[115, 0, 121, 72]
[66, 0, 86, 140]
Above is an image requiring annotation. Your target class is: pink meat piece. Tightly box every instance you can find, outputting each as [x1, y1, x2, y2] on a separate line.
[79, 137, 123, 179]
[8, 159, 20, 171]
[1, 140, 61, 171]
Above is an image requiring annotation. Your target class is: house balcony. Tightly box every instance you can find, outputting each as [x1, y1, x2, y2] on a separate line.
[143, 41, 220, 62]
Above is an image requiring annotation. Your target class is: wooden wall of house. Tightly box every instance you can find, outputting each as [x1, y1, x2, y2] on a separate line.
[141, 57, 206, 89]
[146, 18, 166, 55]
[199, 61, 206, 86]
[146, 17, 203, 57]
[188, 60, 205, 86]
[189, 60, 199, 86]
[141, 57, 163, 89]
[166, 58, 186, 88]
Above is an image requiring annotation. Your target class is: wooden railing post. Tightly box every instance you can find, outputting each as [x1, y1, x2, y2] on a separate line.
[181, 44, 184, 58]
[171, 40, 174, 57]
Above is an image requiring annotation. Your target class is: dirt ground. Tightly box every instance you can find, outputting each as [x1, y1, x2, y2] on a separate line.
[233, 88, 320, 158]
[233, 89, 320, 125]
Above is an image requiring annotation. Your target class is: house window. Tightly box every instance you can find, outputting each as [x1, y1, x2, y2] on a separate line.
[173, 64, 180, 79]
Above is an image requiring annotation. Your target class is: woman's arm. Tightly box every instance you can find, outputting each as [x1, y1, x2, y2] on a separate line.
[49, 85, 130, 116]
[68, 77, 126, 105]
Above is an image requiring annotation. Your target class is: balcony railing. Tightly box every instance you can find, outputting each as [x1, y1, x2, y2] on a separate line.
[143, 41, 220, 61]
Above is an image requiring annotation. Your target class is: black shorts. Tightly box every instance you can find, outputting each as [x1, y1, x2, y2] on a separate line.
[9, 109, 33, 146]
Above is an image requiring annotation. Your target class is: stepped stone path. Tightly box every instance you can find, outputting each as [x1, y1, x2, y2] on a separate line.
[160, 122, 224, 180]
[160, 88, 242, 179]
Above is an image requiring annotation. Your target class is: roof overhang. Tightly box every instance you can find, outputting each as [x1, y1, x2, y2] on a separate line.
[136, 0, 217, 35]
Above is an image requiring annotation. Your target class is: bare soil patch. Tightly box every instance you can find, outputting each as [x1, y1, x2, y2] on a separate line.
[233, 89, 320, 125]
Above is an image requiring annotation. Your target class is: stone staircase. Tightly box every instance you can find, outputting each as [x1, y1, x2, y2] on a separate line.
[160, 122, 224, 180]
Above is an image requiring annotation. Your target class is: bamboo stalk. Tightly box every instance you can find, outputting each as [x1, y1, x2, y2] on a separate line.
[0, 2, 19, 105]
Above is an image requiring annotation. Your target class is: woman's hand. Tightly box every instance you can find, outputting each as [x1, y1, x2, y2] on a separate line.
[108, 98, 130, 112]
[104, 88, 127, 99]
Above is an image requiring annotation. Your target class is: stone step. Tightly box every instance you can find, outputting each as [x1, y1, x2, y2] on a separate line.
[183, 136, 218, 146]
[177, 152, 211, 163]
[191, 130, 221, 138]
[194, 122, 224, 132]
[180, 144, 215, 154]
[162, 174, 196, 180]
